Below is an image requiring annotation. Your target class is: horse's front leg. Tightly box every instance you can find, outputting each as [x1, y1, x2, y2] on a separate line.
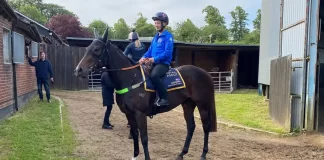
[135, 111, 151, 160]
[126, 114, 139, 159]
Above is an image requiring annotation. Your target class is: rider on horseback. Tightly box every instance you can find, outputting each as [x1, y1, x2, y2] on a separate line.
[139, 12, 174, 107]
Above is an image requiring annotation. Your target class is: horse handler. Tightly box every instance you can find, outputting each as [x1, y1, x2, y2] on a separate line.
[100, 68, 115, 129]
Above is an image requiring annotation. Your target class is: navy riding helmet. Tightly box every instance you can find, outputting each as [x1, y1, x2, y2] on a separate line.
[152, 12, 169, 32]
[152, 12, 169, 25]
[128, 29, 139, 42]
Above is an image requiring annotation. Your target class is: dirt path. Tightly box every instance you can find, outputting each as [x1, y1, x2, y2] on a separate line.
[53, 90, 324, 160]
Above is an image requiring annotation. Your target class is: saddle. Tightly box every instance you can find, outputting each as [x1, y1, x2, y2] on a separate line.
[140, 64, 186, 118]
[141, 63, 171, 76]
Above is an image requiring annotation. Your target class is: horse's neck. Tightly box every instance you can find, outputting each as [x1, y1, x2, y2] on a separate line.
[108, 52, 140, 89]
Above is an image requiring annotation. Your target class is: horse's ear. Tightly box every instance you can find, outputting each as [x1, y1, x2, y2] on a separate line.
[102, 28, 109, 43]
[93, 28, 99, 38]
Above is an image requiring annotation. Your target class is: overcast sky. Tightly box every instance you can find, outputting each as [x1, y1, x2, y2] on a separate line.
[43, 0, 261, 30]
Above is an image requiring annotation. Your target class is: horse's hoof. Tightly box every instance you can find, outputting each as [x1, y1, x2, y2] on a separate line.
[131, 157, 137, 160]
[175, 155, 183, 160]
[200, 157, 206, 160]
[128, 134, 133, 139]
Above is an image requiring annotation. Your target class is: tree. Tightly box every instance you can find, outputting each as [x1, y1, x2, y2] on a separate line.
[134, 13, 156, 37]
[46, 15, 91, 39]
[8, 0, 76, 21]
[202, 5, 226, 28]
[201, 24, 228, 43]
[113, 18, 130, 39]
[229, 6, 250, 42]
[253, 9, 261, 31]
[174, 19, 201, 42]
[88, 20, 113, 38]
[241, 30, 260, 44]
[165, 26, 173, 34]
[241, 9, 262, 44]
[41, 3, 76, 20]
[18, 4, 47, 24]
[8, 0, 43, 10]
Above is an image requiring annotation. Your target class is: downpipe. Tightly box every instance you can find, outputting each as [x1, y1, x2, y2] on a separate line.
[11, 20, 18, 111]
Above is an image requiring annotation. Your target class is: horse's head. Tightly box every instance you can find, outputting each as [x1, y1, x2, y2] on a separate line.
[74, 28, 110, 78]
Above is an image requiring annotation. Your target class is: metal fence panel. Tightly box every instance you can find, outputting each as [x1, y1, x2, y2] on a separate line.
[209, 71, 233, 93]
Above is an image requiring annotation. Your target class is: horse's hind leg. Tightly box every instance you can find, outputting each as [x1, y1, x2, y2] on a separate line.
[197, 103, 212, 160]
[176, 99, 196, 160]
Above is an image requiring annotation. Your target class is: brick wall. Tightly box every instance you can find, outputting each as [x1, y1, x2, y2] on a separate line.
[0, 15, 37, 110]
[16, 56, 37, 96]
[0, 15, 14, 109]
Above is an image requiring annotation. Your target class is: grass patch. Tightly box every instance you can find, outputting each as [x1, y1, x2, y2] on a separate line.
[0, 96, 79, 160]
[215, 89, 288, 134]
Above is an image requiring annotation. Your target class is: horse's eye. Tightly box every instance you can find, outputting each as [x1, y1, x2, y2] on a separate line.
[94, 49, 99, 52]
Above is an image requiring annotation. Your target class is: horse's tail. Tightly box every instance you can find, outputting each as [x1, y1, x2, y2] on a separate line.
[209, 95, 217, 132]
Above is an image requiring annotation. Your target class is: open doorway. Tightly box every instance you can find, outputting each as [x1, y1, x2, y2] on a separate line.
[237, 50, 259, 89]
[316, 1, 324, 132]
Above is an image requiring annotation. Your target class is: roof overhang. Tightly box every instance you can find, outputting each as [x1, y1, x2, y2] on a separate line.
[0, 0, 17, 21]
[15, 18, 42, 43]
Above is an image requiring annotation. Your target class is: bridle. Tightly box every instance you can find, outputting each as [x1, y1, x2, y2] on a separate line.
[89, 38, 140, 73]
[87, 38, 151, 95]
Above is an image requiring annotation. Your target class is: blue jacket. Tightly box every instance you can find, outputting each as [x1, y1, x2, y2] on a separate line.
[28, 58, 53, 79]
[142, 30, 174, 65]
[123, 42, 146, 62]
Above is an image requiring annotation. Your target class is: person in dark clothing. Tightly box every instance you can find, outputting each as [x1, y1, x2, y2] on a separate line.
[124, 30, 146, 128]
[101, 68, 115, 129]
[27, 52, 54, 103]
[123, 29, 147, 63]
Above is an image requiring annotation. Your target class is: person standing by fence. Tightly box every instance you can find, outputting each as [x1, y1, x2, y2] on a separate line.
[27, 52, 54, 103]
[100, 68, 115, 129]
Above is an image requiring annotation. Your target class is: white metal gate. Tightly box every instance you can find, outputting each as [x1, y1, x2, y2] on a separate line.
[209, 70, 233, 92]
[88, 72, 102, 91]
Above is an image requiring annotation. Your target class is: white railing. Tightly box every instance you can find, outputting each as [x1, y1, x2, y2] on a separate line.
[209, 70, 233, 92]
[88, 72, 102, 91]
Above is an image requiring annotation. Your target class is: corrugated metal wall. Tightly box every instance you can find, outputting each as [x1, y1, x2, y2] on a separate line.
[258, 0, 281, 85]
[281, 0, 307, 95]
[281, 23, 305, 95]
[280, 0, 307, 130]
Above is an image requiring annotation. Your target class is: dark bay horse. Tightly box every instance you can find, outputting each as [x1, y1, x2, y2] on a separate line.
[74, 28, 217, 160]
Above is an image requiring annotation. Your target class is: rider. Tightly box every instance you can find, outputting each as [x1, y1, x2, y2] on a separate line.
[123, 29, 146, 63]
[139, 12, 174, 107]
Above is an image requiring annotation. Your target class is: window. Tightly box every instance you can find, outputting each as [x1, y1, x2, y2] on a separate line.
[12, 31, 25, 64]
[2, 28, 11, 64]
[31, 41, 38, 57]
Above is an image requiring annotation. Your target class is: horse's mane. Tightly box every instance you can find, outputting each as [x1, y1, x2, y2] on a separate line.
[105, 39, 138, 66]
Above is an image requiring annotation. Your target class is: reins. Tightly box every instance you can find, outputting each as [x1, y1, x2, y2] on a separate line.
[91, 63, 141, 73]
[90, 38, 142, 73]
[89, 38, 153, 96]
